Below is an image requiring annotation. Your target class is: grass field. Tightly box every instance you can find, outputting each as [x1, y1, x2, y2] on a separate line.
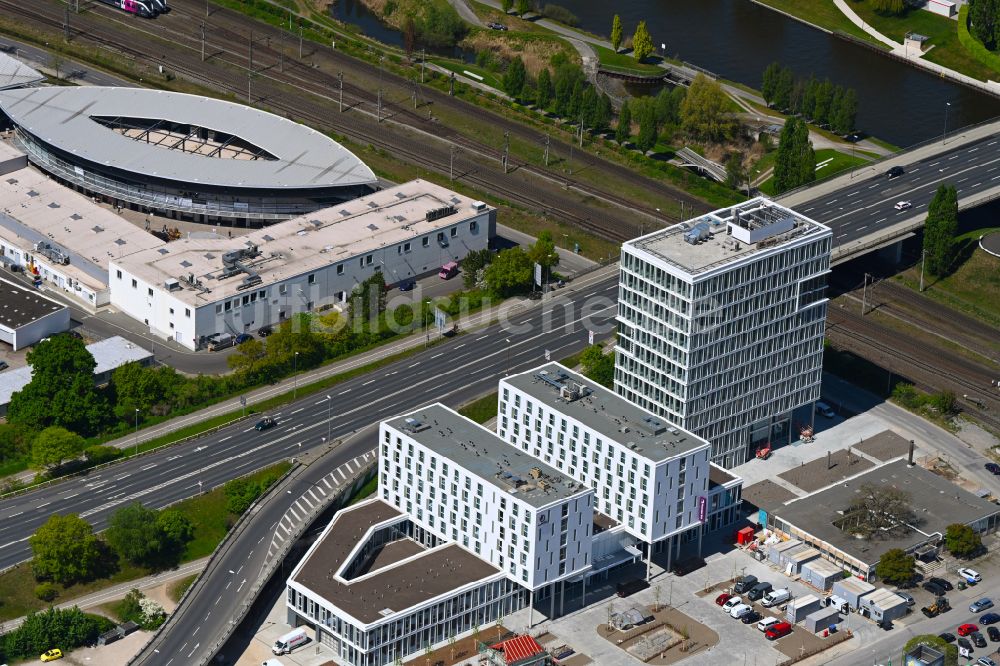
[168, 574, 198, 604]
[458, 392, 499, 424]
[852, 1, 1000, 81]
[752, 0, 886, 46]
[894, 227, 1000, 328]
[429, 58, 504, 90]
[592, 44, 664, 75]
[758, 148, 870, 195]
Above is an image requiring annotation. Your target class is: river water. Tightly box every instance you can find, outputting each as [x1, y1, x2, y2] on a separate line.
[331, 0, 1000, 146]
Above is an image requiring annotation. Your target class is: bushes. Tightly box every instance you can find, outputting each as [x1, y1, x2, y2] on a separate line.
[541, 4, 578, 26]
[115, 589, 165, 630]
[223, 467, 284, 515]
[892, 383, 959, 418]
[34, 582, 58, 602]
[0, 607, 113, 662]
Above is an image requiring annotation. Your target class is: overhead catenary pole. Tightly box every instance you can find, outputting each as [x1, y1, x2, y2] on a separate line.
[919, 249, 926, 292]
[450, 144, 455, 181]
[64, 6, 69, 41]
[543, 133, 550, 167]
[338, 71, 344, 112]
[502, 131, 510, 174]
[249, 30, 253, 70]
[299, 23, 303, 59]
[201, 22, 206, 62]
[377, 88, 382, 123]
[420, 49, 426, 83]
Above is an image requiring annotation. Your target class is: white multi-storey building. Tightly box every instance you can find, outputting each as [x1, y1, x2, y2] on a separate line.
[616, 198, 832, 467]
[380, 403, 594, 592]
[499, 363, 742, 574]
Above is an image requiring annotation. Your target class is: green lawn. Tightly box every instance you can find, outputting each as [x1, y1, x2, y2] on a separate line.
[894, 227, 1000, 328]
[591, 44, 664, 75]
[758, 148, 870, 195]
[852, 1, 1000, 81]
[348, 476, 378, 506]
[168, 574, 198, 604]
[458, 392, 499, 424]
[752, 0, 887, 46]
[429, 58, 504, 90]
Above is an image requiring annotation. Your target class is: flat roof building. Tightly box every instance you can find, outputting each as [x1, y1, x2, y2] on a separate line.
[0, 86, 377, 224]
[0, 277, 69, 350]
[110, 180, 494, 349]
[617, 197, 832, 467]
[768, 458, 1000, 580]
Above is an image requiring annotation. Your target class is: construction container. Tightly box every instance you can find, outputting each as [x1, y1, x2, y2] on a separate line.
[768, 539, 802, 566]
[786, 594, 823, 623]
[831, 578, 876, 610]
[800, 558, 843, 591]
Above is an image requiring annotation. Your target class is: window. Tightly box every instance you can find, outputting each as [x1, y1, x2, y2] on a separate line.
[148, 288, 154, 297]
[422, 237, 429, 247]
[404, 242, 411, 252]
[365, 255, 373, 266]
[470, 220, 478, 232]
[169, 308, 174, 315]
[279, 284, 287, 295]
[215, 304, 222, 314]
[307, 274, 316, 284]
[131, 279, 137, 288]
[337, 264, 344, 275]
[116, 270, 122, 279]
[259, 290, 266, 299]
[450, 227, 458, 237]
[185, 308, 191, 318]
[169, 322, 174, 329]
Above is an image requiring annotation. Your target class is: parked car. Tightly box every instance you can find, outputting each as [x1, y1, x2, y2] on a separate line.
[971, 598, 994, 613]
[886, 165, 905, 179]
[671, 558, 705, 576]
[487, 22, 508, 30]
[616, 579, 649, 597]
[397, 278, 416, 292]
[972, 631, 988, 648]
[235, 333, 253, 344]
[929, 577, 954, 592]
[986, 463, 1000, 475]
[938, 632, 956, 643]
[715, 593, 734, 607]
[923, 581, 946, 597]
[895, 591, 915, 607]
[0, 360, 8, 371]
[254, 417, 276, 431]
[257, 325, 273, 337]
[989, 626, 1000, 642]
[747, 582, 773, 602]
[722, 597, 743, 613]
[730, 603, 754, 619]
[815, 401, 835, 418]
[733, 574, 758, 594]
[757, 616, 781, 632]
[959, 623, 980, 637]
[960, 568, 983, 584]
[894, 200, 912, 211]
[761, 589, 791, 608]
[741, 610, 762, 625]
[41, 650, 63, 663]
[981, 612, 1000, 625]
[977, 657, 997, 666]
[208, 333, 235, 351]
[765, 622, 792, 640]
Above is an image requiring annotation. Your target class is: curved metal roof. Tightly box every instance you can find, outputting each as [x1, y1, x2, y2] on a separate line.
[0, 86, 376, 190]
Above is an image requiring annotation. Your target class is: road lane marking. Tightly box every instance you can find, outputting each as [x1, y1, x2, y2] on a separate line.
[187, 643, 199, 658]
[215, 596, 221, 606]
[857, 226, 867, 231]
[958, 177, 968, 182]
[476, 335, 489, 340]
[431, 353, 443, 359]
[875, 218, 887, 224]
[290, 408, 304, 415]
[339, 389, 351, 395]
[846, 191, 858, 197]
[386, 371, 397, 376]
[836, 234, 847, 239]
[970, 147, 979, 152]
[408, 362, 420, 368]
[949, 155, 959, 160]
[141, 463, 157, 471]
[868, 184, 879, 189]
[36, 502, 50, 509]
[62, 493, 78, 500]
[218, 436, 231, 442]
[167, 455, 182, 461]
[930, 161, 940, 166]
[454, 344, 465, 349]
[973, 182, 982, 188]
[314, 399, 326, 405]
[193, 626, 200, 637]
[362, 380, 375, 386]
[803, 207, 814, 212]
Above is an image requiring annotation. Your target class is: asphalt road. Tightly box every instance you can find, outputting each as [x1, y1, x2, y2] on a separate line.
[0, 35, 133, 86]
[793, 131, 1000, 250]
[0, 270, 618, 571]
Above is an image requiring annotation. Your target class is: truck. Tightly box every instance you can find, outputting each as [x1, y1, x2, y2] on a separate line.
[921, 597, 951, 618]
[272, 627, 308, 655]
[208, 333, 235, 351]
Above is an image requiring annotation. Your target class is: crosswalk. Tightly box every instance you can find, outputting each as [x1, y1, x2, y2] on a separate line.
[264, 449, 377, 569]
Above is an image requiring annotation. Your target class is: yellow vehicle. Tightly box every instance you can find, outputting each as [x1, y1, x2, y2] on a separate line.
[41, 648, 63, 662]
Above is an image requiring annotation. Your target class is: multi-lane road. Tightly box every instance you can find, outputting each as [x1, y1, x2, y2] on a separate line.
[0, 270, 618, 571]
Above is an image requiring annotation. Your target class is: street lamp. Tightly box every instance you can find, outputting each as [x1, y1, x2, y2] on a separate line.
[505, 338, 511, 376]
[293, 351, 299, 399]
[134, 408, 140, 456]
[943, 101, 951, 145]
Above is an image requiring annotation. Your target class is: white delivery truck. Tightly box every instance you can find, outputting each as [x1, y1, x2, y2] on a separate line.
[272, 627, 308, 655]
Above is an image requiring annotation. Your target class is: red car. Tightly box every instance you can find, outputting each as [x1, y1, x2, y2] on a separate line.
[715, 593, 733, 606]
[959, 623, 980, 637]
[765, 622, 792, 640]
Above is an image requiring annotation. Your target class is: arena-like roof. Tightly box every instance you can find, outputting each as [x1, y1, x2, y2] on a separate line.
[0, 51, 43, 91]
[0, 86, 376, 190]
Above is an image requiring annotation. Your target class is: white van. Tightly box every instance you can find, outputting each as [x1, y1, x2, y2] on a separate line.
[761, 588, 791, 608]
[757, 616, 781, 632]
[272, 627, 308, 655]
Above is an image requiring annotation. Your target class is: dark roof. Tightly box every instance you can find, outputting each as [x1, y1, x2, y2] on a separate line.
[0, 278, 65, 330]
[742, 479, 798, 512]
[855, 431, 912, 462]
[293, 500, 501, 625]
[778, 448, 875, 493]
[775, 459, 1000, 567]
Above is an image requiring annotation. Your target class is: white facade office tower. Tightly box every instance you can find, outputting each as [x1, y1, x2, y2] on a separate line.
[499, 363, 742, 572]
[380, 403, 595, 591]
[616, 198, 832, 467]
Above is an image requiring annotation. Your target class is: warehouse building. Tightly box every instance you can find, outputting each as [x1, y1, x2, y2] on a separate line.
[767, 458, 1000, 581]
[0, 277, 68, 350]
[110, 180, 494, 349]
[616, 198, 832, 467]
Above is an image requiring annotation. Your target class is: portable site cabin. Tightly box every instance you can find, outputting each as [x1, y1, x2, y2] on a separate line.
[860, 588, 908, 624]
[800, 558, 843, 591]
[784, 547, 820, 575]
[831, 578, 876, 610]
[786, 594, 823, 623]
[768, 539, 802, 566]
[804, 606, 841, 633]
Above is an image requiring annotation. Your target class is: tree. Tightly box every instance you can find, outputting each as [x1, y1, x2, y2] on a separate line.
[501, 0, 513, 14]
[593, 93, 613, 133]
[635, 101, 658, 153]
[106, 502, 164, 567]
[610, 14, 623, 52]
[654, 86, 684, 127]
[772, 66, 794, 111]
[226, 337, 268, 380]
[615, 99, 632, 145]
[403, 15, 415, 57]
[503, 56, 526, 99]
[535, 67, 553, 109]
[8, 335, 108, 436]
[580, 85, 600, 131]
[923, 184, 958, 276]
[812, 78, 834, 127]
[351, 271, 387, 324]
[871, 0, 905, 14]
[725, 152, 747, 192]
[970, 0, 996, 49]
[111, 363, 180, 420]
[903, 635, 958, 666]
[831, 87, 858, 135]
[828, 85, 844, 133]
[944, 523, 982, 558]
[224, 476, 264, 515]
[680, 74, 735, 141]
[156, 508, 194, 564]
[528, 231, 560, 272]
[30, 514, 103, 585]
[632, 20, 654, 62]
[31, 426, 84, 471]
[841, 483, 916, 540]
[515, 0, 531, 17]
[773, 118, 815, 194]
[876, 548, 916, 585]
[462, 248, 494, 289]
[5, 607, 113, 661]
[800, 75, 818, 120]
[483, 247, 533, 297]
[761, 61, 781, 106]
[580, 344, 614, 388]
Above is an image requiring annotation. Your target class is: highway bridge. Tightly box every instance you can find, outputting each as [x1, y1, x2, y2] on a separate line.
[778, 118, 1000, 265]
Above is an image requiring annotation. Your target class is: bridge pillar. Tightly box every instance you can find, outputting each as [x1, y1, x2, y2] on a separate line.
[876, 240, 904, 266]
